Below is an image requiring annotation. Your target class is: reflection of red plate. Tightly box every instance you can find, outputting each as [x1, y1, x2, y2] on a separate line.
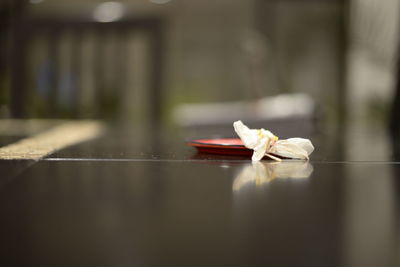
[187, 138, 253, 156]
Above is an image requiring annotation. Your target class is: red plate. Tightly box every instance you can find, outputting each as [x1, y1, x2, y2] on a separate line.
[187, 138, 253, 156]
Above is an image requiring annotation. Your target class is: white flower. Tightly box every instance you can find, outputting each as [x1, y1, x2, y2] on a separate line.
[233, 120, 277, 161]
[233, 120, 314, 161]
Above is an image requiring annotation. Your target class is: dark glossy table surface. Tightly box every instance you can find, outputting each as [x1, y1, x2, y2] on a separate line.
[1, 127, 400, 267]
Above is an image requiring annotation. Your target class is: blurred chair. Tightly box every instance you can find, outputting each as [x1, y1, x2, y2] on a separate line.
[173, 93, 317, 139]
[9, 15, 165, 128]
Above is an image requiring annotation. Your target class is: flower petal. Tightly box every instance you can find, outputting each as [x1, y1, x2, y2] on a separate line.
[233, 120, 278, 161]
[252, 137, 268, 161]
[233, 120, 259, 149]
[283, 138, 314, 155]
[270, 139, 313, 160]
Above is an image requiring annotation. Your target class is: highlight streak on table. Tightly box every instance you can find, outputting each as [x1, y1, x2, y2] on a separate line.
[0, 121, 104, 160]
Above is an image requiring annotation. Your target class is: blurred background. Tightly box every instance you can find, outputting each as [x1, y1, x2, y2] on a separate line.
[0, 0, 399, 159]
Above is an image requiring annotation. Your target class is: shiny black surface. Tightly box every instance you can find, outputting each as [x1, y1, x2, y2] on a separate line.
[49, 129, 397, 162]
[1, 128, 400, 267]
[0, 159, 400, 267]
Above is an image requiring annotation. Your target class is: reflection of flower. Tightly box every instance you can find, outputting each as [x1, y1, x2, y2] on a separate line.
[232, 161, 313, 191]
